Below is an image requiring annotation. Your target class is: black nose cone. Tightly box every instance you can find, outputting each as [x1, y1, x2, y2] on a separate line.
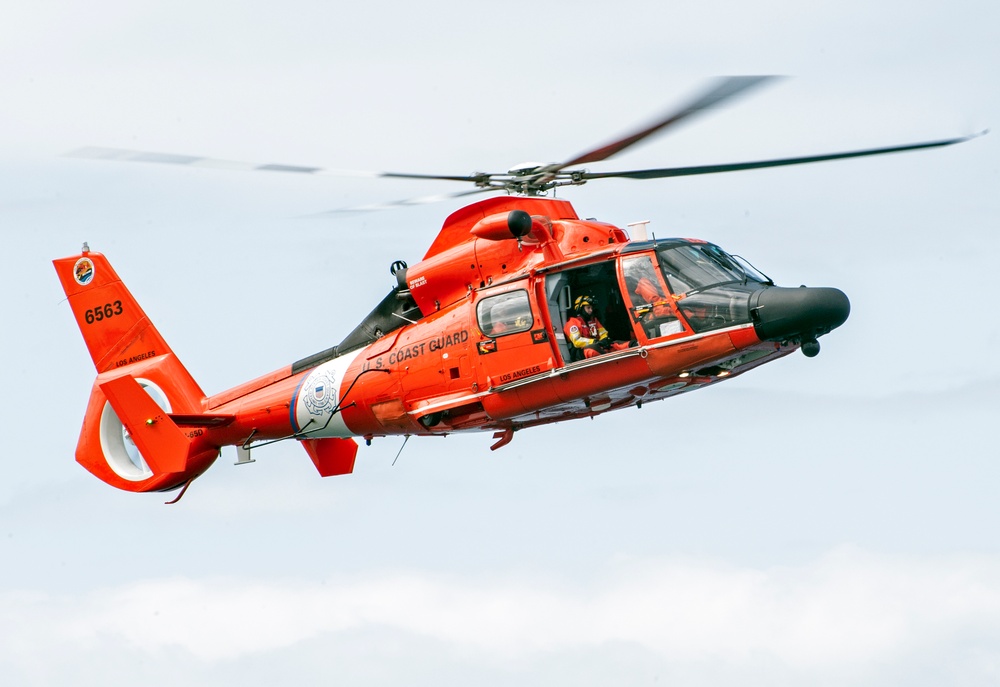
[751, 286, 850, 342]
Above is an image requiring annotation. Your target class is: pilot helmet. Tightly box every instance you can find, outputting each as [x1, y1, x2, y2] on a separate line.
[573, 295, 596, 317]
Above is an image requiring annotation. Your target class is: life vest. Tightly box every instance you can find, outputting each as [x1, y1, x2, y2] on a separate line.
[564, 315, 607, 348]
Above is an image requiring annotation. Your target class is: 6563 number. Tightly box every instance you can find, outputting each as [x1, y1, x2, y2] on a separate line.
[85, 300, 123, 324]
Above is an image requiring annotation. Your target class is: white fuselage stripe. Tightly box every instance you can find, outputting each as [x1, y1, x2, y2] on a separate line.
[291, 349, 364, 438]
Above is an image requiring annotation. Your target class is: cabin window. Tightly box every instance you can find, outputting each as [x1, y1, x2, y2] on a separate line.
[477, 290, 533, 337]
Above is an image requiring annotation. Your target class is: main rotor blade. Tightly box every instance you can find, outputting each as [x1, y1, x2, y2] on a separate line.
[302, 186, 502, 216]
[577, 132, 984, 181]
[557, 76, 778, 170]
[66, 146, 490, 183]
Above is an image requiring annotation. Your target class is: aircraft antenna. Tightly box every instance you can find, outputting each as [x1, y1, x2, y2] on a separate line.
[392, 435, 410, 466]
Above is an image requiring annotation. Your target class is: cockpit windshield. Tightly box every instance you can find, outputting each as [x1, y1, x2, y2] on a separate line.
[651, 242, 769, 335]
[656, 243, 761, 295]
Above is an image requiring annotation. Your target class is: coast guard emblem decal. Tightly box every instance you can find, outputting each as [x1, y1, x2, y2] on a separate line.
[303, 369, 337, 416]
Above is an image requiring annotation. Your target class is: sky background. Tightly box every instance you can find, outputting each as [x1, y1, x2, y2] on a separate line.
[2, 1, 998, 684]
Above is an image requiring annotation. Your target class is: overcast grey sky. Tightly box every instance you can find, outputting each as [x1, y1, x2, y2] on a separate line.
[2, 1, 998, 685]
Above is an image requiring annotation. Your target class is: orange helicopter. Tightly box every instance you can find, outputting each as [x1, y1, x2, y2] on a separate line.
[54, 77, 978, 499]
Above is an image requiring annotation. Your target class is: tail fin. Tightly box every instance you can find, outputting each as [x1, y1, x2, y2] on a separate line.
[53, 249, 173, 373]
[55, 249, 219, 493]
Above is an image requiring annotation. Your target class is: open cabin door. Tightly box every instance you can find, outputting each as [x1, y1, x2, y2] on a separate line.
[542, 258, 635, 365]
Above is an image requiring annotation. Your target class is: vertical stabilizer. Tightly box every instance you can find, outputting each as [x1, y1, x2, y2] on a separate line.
[53, 249, 174, 374]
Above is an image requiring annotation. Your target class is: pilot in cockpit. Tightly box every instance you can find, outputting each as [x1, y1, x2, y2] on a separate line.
[624, 256, 684, 338]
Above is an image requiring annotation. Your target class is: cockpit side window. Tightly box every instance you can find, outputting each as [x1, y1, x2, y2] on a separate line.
[477, 290, 533, 337]
[622, 254, 686, 339]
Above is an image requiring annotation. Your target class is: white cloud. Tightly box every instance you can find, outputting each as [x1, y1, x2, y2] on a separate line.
[3, 547, 999, 682]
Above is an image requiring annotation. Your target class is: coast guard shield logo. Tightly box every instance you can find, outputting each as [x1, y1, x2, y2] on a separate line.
[73, 257, 95, 286]
[303, 369, 337, 416]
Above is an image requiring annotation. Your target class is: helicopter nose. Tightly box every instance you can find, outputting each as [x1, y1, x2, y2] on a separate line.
[750, 286, 851, 343]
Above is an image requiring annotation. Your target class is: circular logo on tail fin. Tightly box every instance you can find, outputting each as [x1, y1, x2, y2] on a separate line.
[73, 257, 95, 285]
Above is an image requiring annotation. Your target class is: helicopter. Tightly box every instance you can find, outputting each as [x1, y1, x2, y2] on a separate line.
[54, 76, 978, 499]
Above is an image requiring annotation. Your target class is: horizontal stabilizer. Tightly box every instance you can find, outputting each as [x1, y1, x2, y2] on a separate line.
[169, 414, 236, 427]
[301, 438, 358, 477]
[99, 375, 190, 475]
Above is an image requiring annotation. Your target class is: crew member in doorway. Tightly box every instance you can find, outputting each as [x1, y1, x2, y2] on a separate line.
[564, 295, 629, 359]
